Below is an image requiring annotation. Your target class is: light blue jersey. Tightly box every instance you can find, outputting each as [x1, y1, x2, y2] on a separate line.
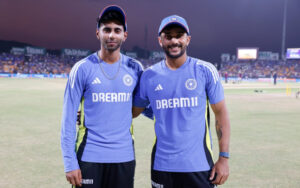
[134, 57, 224, 172]
[61, 52, 143, 172]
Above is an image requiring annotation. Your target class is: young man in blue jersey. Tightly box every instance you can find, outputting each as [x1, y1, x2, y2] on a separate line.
[133, 15, 231, 187]
[61, 5, 143, 188]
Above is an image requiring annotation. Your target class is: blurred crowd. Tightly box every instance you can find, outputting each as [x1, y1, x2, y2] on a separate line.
[0, 53, 81, 75]
[0, 53, 159, 75]
[219, 60, 300, 79]
[1, 52, 300, 78]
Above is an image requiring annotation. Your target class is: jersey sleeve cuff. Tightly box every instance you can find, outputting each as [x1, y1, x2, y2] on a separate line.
[209, 94, 224, 104]
[64, 158, 80, 172]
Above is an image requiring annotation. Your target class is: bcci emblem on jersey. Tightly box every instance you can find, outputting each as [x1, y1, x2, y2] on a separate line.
[185, 79, 197, 90]
[123, 74, 133, 86]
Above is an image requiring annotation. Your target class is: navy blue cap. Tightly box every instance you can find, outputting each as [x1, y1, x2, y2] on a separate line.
[97, 5, 127, 31]
[158, 15, 190, 36]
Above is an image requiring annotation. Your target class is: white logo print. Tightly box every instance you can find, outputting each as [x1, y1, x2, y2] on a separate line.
[123, 74, 133, 86]
[155, 84, 163, 91]
[81, 179, 94, 184]
[151, 180, 164, 188]
[92, 77, 101, 84]
[185, 79, 197, 90]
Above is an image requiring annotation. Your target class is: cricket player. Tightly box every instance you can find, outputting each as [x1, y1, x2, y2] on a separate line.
[61, 5, 143, 188]
[133, 15, 231, 187]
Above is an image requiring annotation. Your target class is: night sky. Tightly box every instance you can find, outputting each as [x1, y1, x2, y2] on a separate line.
[1, 0, 300, 62]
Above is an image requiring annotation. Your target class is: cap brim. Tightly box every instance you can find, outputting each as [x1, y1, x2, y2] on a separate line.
[159, 22, 189, 35]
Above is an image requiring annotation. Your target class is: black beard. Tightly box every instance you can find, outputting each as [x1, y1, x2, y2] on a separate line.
[163, 44, 186, 59]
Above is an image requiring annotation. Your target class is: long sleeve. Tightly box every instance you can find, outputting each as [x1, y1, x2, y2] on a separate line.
[61, 61, 86, 172]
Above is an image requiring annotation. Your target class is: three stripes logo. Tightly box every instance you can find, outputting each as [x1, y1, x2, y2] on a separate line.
[155, 84, 163, 91]
[92, 77, 101, 84]
[196, 60, 219, 84]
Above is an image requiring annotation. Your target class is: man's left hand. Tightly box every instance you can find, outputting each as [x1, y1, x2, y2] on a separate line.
[209, 157, 229, 185]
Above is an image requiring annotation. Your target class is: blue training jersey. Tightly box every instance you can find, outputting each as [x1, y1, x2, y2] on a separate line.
[134, 57, 224, 172]
[61, 52, 143, 172]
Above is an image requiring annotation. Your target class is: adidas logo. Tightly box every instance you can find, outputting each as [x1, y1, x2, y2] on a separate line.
[155, 84, 163, 91]
[92, 77, 101, 84]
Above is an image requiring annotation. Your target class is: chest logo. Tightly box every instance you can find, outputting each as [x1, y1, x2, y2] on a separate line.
[155, 84, 163, 91]
[185, 79, 197, 90]
[123, 74, 133, 86]
[92, 77, 101, 84]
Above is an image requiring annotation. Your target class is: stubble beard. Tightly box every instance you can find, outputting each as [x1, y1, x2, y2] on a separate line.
[103, 40, 122, 52]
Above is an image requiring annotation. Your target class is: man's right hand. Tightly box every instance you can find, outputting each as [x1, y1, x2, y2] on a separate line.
[66, 169, 82, 187]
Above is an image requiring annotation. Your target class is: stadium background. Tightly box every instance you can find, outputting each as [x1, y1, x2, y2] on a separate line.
[1, 0, 300, 187]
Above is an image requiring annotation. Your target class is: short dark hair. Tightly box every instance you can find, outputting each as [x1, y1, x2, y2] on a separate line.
[97, 11, 125, 30]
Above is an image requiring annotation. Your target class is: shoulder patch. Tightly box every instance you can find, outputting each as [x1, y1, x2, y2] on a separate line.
[87, 54, 98, 64]
[126, 58, 144, 72]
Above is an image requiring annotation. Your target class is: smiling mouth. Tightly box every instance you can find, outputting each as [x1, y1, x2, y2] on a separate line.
[169, 46, 181, 52]
[169, 45, 181, 49]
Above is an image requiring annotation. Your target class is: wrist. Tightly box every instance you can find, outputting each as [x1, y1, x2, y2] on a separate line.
[219, 152, 229, 159]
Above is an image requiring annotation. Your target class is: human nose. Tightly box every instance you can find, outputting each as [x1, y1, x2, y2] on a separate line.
[170, 37, 179, 44]
[109, 31, 115, 39]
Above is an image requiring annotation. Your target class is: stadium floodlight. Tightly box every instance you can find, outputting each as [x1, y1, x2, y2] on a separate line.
[281, 0, 288, 60]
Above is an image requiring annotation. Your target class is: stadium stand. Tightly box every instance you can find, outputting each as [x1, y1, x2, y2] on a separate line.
[1, 52, 300, 79]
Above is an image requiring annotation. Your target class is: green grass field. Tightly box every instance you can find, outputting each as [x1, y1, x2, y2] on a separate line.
[0, 78, 300, 188]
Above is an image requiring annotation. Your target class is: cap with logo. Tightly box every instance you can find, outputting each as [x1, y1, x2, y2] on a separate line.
[97, 5, 127, 31]
[158, 15, 190, 36]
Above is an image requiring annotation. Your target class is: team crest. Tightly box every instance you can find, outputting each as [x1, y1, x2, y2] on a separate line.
[123, 74, 133, 86]
[185, 79, 197, 90]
